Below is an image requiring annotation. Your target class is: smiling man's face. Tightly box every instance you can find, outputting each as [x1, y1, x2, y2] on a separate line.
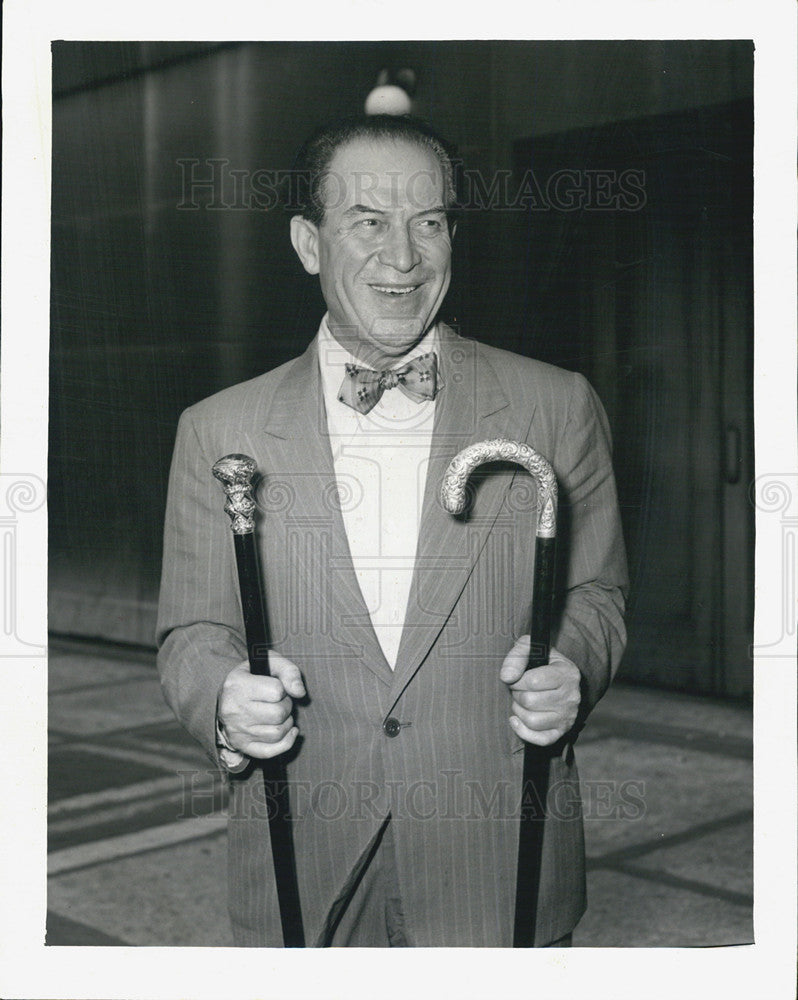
[291, 136, 454, 367]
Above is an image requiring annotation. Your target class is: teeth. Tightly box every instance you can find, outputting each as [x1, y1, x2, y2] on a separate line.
[372, 285, 418, 295]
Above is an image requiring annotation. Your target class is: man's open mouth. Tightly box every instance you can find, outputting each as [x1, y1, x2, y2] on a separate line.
[370, 284, 421, 296]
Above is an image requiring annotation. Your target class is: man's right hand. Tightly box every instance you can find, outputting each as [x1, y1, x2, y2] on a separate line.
[217, 653, 306, 759]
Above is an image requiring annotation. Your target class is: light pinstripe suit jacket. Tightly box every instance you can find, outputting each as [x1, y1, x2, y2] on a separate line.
[156, 323, 628, 947]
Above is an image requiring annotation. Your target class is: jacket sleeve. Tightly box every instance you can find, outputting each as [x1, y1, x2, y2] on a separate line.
[155, 406, 248, 765]
[548, 372, 629, 723]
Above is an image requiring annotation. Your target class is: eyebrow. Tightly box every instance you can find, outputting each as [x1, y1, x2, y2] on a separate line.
[342, 204, 387, 217]
[341, 204, 448, 218]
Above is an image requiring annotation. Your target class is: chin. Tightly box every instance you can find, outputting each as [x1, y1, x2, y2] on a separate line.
[368, 316, 430, 353]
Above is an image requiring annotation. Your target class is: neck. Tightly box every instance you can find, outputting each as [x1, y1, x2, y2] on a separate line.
[326, 320, 432, 370]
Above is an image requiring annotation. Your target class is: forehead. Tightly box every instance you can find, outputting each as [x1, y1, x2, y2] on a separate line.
[320, 137, 446, 216]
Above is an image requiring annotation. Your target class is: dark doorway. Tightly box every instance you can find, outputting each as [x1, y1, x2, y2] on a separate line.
[509, 100, 754, 696]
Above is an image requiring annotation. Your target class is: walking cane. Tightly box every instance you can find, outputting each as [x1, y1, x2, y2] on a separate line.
[212, 454, 306, 948]
[440, 439, 558, 948]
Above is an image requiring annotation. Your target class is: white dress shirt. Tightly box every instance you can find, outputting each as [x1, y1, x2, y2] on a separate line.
[317, 315, 438, 668]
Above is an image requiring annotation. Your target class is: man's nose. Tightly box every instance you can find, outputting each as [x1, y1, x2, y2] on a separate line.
[377, 224, 422, 272]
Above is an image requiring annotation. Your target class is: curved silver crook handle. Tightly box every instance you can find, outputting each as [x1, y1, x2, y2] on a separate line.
[440, 438, 557, 538]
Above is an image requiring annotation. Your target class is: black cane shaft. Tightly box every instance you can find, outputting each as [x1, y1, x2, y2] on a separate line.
[231, 531, 305, 947]
[233, 533, 271, 676]
[527, 536, 556, 669]
[513, 534, 557, 948]
[262, 767, 305, 948]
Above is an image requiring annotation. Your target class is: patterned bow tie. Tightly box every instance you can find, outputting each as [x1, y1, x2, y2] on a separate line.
[337, 352, 439, 414]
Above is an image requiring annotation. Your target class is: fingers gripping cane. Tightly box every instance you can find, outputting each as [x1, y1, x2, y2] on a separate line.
[212, 454, 306, 948]
[441, 439, 558, 948]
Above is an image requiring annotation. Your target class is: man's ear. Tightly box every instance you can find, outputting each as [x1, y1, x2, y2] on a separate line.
[290, 215, 320, 275]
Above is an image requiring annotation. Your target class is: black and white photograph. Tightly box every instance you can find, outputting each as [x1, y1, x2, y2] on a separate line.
[1, 3, 795, 999]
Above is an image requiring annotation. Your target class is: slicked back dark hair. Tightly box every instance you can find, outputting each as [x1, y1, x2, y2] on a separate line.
[290, 114, 460, 226]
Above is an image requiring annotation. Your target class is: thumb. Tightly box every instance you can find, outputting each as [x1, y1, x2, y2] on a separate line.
[268, 652, 306, 698]
[500, 635, 531, 685]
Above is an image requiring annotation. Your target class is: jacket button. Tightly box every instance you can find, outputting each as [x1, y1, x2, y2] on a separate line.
[383, 717, 401, 738]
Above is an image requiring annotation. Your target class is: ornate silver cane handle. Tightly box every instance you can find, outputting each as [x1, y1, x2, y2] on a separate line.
[212, 453, 258, 535]
[440, 438, 557, 538]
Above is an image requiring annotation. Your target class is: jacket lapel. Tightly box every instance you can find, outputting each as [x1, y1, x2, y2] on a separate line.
[389, 327, 537, 703]
[262, 338, 394, 688]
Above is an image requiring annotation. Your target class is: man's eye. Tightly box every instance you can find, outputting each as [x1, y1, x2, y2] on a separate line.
[418, 218, 444, 231]
[357, 217, 381, 228]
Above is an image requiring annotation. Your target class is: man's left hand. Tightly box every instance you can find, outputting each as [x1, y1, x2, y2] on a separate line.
[499, 637, 581, 746]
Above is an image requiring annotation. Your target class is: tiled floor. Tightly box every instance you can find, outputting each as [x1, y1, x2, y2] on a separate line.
[46, 637, 753, 948]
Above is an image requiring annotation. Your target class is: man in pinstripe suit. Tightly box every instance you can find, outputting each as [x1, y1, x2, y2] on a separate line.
[157, 115, 628, 947]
